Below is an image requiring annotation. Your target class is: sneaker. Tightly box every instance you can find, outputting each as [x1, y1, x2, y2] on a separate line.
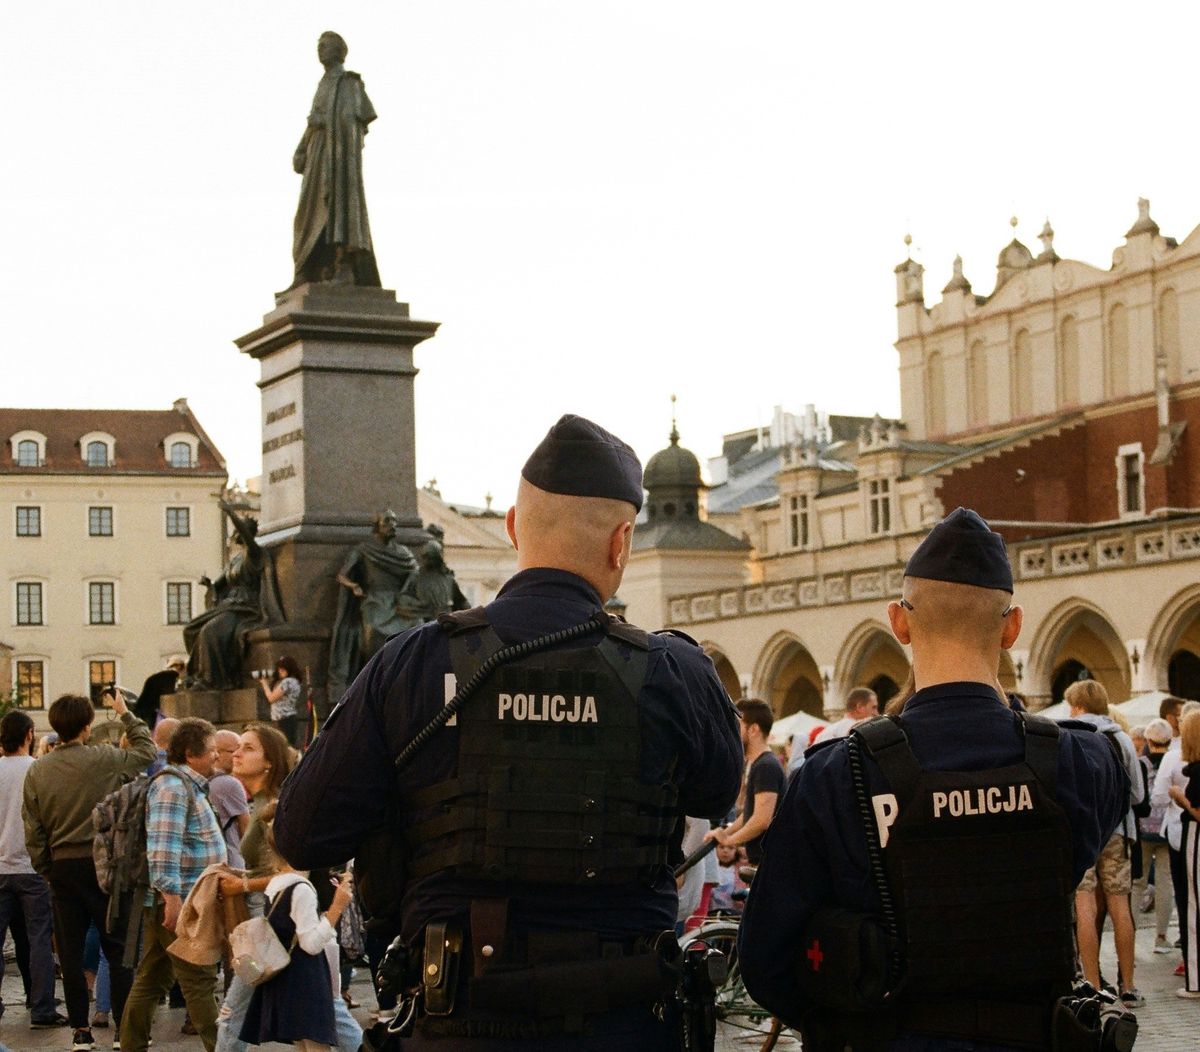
[1155, 936, 1172, 954]
[30, 1011, 69, 1028]
[1176, 988, 1200, 1000]
[71, 1029, 95, 1051]
[1178, 962, 1188, 976]
[1120, 988, 1145, 1009]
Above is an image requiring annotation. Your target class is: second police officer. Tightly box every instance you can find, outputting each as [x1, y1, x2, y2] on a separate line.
[740, 508, 1130, 1052]
[274, 415, 743, 1050]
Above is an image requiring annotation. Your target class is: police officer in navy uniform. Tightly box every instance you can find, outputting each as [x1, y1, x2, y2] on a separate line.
[739, 508, 1129, 1051]
[274, 415, 742, 1050]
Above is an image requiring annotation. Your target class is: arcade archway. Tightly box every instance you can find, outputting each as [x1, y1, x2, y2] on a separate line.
[835, 621, 910, 709]
[754, 632, 824, 718]
[1146, 584, 1200, 702]
[704, 646, 742, 703]
[1030, 599, 1130, 705]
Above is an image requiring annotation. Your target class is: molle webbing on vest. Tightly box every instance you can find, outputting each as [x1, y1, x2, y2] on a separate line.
[404, 616, 674, 885]
[855, 711, 1076, 1028]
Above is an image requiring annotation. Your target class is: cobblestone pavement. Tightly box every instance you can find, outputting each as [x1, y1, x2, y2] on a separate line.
[0, 910, 1193, 1051]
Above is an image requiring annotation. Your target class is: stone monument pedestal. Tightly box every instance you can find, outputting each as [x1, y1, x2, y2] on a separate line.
[235, 283, 439, 713]
[161, 688, 260, 729]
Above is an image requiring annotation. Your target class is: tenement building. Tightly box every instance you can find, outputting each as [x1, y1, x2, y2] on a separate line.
[646, 200, 1200, 716]
[1, 401, 226, 713]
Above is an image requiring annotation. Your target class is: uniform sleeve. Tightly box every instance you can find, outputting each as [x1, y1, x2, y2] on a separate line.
[274, 634, 420, 869]
[1057, 728, 1129, 881]
[739, 744, 869, 1028]
[645, 639, 742, 821]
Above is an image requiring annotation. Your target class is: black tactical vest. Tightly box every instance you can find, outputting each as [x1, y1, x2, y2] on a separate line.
[854, 712, 1076, 1047]
[402, 609, 679, 887]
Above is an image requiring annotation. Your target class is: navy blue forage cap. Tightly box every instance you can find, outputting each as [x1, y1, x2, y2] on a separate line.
[522, 415, 644, 511]
[904, 507, 1013, 592]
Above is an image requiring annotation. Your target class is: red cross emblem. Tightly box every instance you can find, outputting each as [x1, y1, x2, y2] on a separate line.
[806, 939, 824, 972]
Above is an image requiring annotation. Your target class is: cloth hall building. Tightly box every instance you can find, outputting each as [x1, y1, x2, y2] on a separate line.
[624, 200, 1200, 717]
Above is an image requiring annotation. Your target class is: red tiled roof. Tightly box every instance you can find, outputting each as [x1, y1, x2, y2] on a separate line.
[0, 403, 226, 475]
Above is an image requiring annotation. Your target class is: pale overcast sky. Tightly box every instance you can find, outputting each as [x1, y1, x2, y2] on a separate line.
[6, 2, 1200, 509]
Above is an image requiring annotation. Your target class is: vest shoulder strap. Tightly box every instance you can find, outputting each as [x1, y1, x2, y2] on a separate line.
[1018, 712, 1060, 796]
[606, 618, 651, 651]
[852, 715, 922, 803]
[438, 607, 491, 635]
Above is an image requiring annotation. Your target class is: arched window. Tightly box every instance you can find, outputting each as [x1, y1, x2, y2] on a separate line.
[170, 442, 193, 468]
[1012, 329, 1033, 418]
[86, 441, 109, 467]
[1159, 288, 1181, 385]
[926, 350, 945, 436]
[1059, 315, 1080, 408]
[1108, 303, 1129, 398]
[968, 340, 988, 427]
[16, 440, 38, 467]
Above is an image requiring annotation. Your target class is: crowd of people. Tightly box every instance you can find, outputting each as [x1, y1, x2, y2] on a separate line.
[0, 672, 374, 1052]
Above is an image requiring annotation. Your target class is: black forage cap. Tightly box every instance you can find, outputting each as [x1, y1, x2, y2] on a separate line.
[904, 507, 1013, 592]
[521, 415, 644, 511]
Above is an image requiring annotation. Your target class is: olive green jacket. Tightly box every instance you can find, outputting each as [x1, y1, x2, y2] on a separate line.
[23, 712, 155, 874]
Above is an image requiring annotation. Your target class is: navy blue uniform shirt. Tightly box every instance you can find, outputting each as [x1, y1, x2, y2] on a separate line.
[275, 567, 742, 944]
[739, 682, 1128, 1040]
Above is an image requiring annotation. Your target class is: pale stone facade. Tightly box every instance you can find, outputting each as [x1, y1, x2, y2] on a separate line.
[653, 201, 1200, 718]
[2, 404, 226, 723]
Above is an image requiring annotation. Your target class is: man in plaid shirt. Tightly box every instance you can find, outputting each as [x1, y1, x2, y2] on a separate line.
[120, 718, 227, 1052]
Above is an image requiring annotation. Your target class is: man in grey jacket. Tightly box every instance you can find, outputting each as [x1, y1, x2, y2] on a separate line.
[1064, 678, 1145, 1009]
[23, 689, 155, 1051]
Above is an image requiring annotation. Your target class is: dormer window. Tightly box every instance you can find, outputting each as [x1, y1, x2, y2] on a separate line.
[867, 479, 892, 535]
[164, 431, 200, 469]
[10, 431, 46, 467]
[79, 431, 115, 468]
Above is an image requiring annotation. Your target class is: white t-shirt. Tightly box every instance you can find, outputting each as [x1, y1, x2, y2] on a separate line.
[0, 755, 36, 874]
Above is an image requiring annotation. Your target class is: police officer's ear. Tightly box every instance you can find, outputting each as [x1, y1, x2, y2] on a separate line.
[887, 600, 911, 646]
[505, 506, 519, 551]
[1000, 603, 1023, 650]
[609, 520, 633, 570]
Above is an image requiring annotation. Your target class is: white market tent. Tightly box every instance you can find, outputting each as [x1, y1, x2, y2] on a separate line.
[769, 710, 827, 747]
[1113, 690, 1176, 724]
[1037, 700, 1073, 721]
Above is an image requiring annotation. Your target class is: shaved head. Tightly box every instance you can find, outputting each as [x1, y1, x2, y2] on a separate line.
[507, 478, 637, 600]
[154, 717, 180, 750]
[902, 577, 1011, 648]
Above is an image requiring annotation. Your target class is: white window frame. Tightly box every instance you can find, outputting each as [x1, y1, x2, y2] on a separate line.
[15, 503, 43, 538]
[14, 580, 46, 627]
[163, 431, 200, 468]
[864, 478, 893, 536]
[85, 579, 119, 626]
[1116, 442, 1146, 520]
[79, 431, 116, 468]
[165, 504, 193, 538]
[10, 430, 46, 467]
[164, 580, 194, 626]
[87, 504, 115, 538]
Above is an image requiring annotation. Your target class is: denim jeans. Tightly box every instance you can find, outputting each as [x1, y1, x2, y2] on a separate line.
[216, 973, 362, 1052]
[0, 873, 57, 1019]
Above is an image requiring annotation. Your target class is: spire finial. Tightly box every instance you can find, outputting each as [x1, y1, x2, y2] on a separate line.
[669, 393, 679, 445]
[903, 232, 913, 257]
[1010, 215, 1019, 232]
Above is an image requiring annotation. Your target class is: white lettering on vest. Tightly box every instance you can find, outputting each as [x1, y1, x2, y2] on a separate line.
[931, 785, 1035, 819]
[496, 693, 600, 723]
[872, 793, 899, 848]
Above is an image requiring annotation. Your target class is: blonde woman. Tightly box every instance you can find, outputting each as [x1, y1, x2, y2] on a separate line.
[1168, 710, 1200, 999]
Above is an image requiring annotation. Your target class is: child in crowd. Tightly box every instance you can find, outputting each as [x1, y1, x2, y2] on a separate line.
[239, 801, 356, 1051]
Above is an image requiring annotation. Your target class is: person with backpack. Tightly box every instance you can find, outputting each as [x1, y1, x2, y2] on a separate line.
[119, 717, 228, 1052]
[21, 689, 155, 1052]
[1064, 678, 1146, 1009]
